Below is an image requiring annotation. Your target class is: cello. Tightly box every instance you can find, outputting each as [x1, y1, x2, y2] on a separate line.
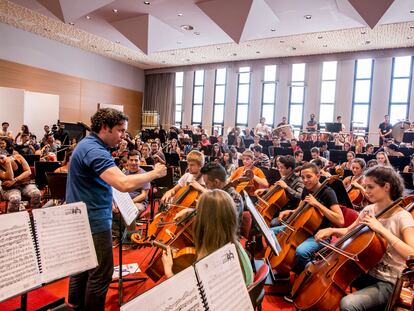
[291, 197, 404, 311]
[346, 175, 365, 206]
[255, 168, 299, 226]
[264, 175, 339, 275]
[132, 181, 201, 246]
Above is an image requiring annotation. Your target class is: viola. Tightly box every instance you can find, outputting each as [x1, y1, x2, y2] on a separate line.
[291, 197, 404, 311]
[264, 175, 339, 275]
[255, 168, 300, 226]
[233, 169, 254, 194]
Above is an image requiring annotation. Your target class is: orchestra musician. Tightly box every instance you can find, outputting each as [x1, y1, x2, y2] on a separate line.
[341, 151, 356, 170]
[160, 150, 205, 203]
[379, 114, 393, 146]
[403, 154, 414, 173]
[315, 166, 414, 311]
[270, 163, 344, 301]
[229, 149, 269, 198]
[336, 115, 346, 132]
[161, 190, 254, 286]
[255, 155, 304, 222]
[306, 113, 318, 132]
[342, 158, 368, 210]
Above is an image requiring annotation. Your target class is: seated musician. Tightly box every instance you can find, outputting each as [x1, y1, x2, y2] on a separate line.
[254, 117, 271, 137]
[294, 150, 305, 167]
[310, 157, 331, 180]
[252, 145, 271, 169]
[140, 143, 154, 166]
[0, 151, 41, 213]
[342, 158, 368, 210]
[162, 190, 254, 285]
[403, 154, 414, 173]
[150, 141, 166, 165]
[271, 163, 343, 285]
[365, 143, 374, 155]
[341, 151, 355, 170]
[387, 143, 405, 157]
[248, 135, 263, 150]
[290, 138, 302, 153]
[306, 113, 318, 132]
[255, 155, 304, 221]
[160, 150, 205, 203]
[229, 150, 269, 198]
[175, 162, 243, 233]
[276, 116, 288, 128]
[315, 166, 414, 311]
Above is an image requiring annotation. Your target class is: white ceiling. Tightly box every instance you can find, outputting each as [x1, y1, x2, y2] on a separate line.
[0, 0, 414, 69]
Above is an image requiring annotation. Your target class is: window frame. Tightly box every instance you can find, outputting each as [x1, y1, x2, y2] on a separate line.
[174, 71, 184, 126]
[191, 70, 205, 126]
[261, 65, 277, 127]
[235, 67, 251, 127]
[212, 68, 227, 135]
[288, 63, 306, 130]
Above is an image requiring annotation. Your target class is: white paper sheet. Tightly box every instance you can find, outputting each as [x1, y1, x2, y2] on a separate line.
[112, 187, 139, 226]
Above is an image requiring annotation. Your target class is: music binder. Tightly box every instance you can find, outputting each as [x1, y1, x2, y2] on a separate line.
[121, 243, 254, 311]
[0, 202, 98, 303]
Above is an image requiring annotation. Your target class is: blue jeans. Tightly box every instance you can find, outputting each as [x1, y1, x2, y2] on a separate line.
[340, 273, 394, 311]
[68, 230, 114, 311]
[271, 225, 324, 273]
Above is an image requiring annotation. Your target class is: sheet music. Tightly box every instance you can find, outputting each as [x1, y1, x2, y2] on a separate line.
[243, 191, 281, 255]
[121, 266, 204, 311]
[112, 187, 139, 226]
[32, 203, 98, 283]
[195, 243, 253, 311]
[0, 212, 41, 302]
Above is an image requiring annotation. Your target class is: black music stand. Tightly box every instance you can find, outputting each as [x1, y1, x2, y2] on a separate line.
[403, 132, 414, 143]
[400, 172, 414, 190]
[325, 122, 342, 133]
[34, 161, 61, 188]
[111, 213, 146, 307]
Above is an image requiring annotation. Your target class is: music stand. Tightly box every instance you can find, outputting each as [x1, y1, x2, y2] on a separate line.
[403, 132, 414, 144]
[34, 161, 61, 188]
[400, 172, 414, 190]
[22, 154, 40, 166]
[325, 123, 342, 133]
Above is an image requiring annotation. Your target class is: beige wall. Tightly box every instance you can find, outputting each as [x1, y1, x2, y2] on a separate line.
[0, 59, 143, 134]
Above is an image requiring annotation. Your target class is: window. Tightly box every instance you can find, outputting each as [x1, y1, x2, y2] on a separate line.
[319, 61, 337, 126]
[235, 67, 251, 127]
[351, 59, 374, 131]
[288, 63, 306, 129]
[191, 70, 205, 126]
[175, 72, 184, 126]
[389, 56, 413, 124]
[261, 65, 277, 126]
[212, 68, 227, 135]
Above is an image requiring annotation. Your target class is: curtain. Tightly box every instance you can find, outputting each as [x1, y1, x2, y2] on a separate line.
[143, 73, 175, 127]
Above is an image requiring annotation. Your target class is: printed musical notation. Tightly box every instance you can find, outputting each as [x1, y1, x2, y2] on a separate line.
[32, 202, 98, 283]
[112, 187, 139, 226]
[0, 212, 40, 302]
[121, 266, 204, 311]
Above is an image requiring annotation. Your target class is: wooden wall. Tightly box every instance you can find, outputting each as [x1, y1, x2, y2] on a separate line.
[0, 59, 143, 134]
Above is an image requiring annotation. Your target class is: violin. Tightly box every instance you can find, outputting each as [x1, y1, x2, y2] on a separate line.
[264, 175, 339, 275]
[145, 229, 196, 281]
[291, 197, 404, 311]
[255, 167, 300, 226]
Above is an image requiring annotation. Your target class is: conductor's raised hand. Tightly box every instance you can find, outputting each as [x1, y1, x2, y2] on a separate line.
[154, 163, 167, 178]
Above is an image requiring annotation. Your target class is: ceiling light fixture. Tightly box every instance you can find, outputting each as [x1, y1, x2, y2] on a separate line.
[144, 1, 151, 4]
[410, 25, 414, 29]
[365, 40, 371, 44]
[112, 9, 118, 13]
[194, 32, 200, 35]
[280, 40, 285, 43]
[180, 24, 194, 31]
[177, 41, 182, 44]
[68, 22, 75, 25]
[291, 47, 297, 50]
[323, 44, 327, 47]
[304, 15, 312, 19]
[317, 35, 323, 39]
[410, 9, 414, 13]
[361, 31, 366, 34]
[178, 13, 183, 17]
[171, 52, 175, 55]
[256, 51, 260, 54]
[115, 40, 120, 44]
[407, 36, 413, 39]
[217, 47, 221, 50]
[232, 53, 237, 56]
[186, 58, 190, 61]
[270, 28, 276, 32]
[86, 15, 91, 20]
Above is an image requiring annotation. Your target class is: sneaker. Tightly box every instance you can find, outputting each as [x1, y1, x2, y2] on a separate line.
[112, 239, 120, 249]
[283, 294, 293, 303]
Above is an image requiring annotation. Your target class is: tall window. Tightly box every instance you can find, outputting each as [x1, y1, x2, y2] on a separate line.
[175, 72, 184, 126]
[212, 68, 227, 134]
[261, 65, 277, 126]
[389, 56, 413, 124]
[288, 63, 306, 130]
[351, 59, 374, 131]
[319, 61, 337, 126]
[191, 70, 205, 126]
[235, 66, 251, 127]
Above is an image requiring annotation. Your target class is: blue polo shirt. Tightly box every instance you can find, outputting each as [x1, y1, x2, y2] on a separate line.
[66, 133, 116, 234]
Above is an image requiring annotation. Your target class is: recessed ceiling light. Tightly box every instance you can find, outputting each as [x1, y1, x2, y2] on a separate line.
[291, 47, 297, 50]
[280, 40, 285, 43]
[180, 24, 194, 31]
[407, 36, 413, 40]
[256, 51, 260, 54]
[232, 53, 237, 56]
[317, 35, 323, 39]
[361, 31, 366, 34]
[68, 22, 75, 25]
[186, 58, 190, 61]
[410, 9, 414, 13]
[217, 47, 221, 50]
[144, 1, 151, 4]
[115, 40, 120, 44]
[190, 51, 194, 53]
[194, 31, 200, 35]
[86, 15, 91, 20]
[270, 28, 276, 32]
[304, 15, 312, 19]
[410, 25, 414, 29]
[365, 40, 371, 44]
[112, 9, 118, 13]
[171, 52, 175, 55]
[177, 41, 182, 44]
[323, 44, 327, 47]
[178, 13, 183, 17]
